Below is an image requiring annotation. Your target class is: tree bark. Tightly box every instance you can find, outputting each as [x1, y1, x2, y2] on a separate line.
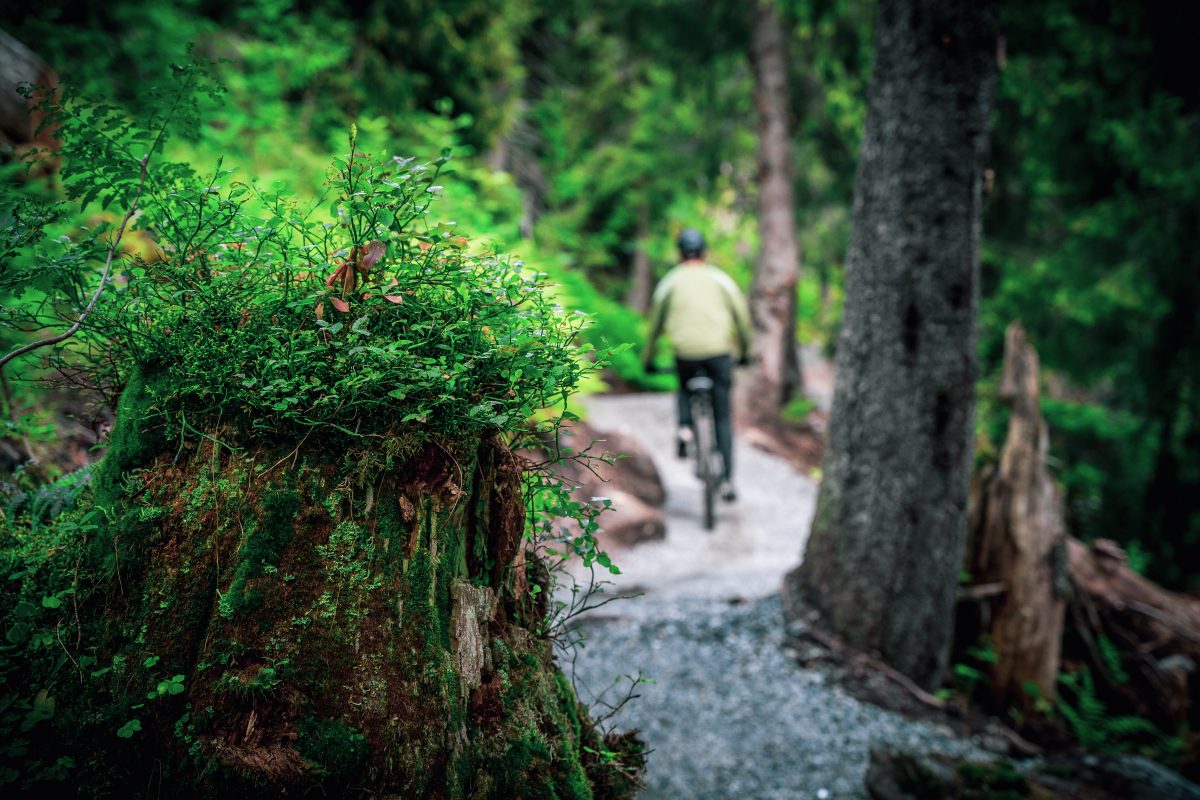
[783, 0, 1000, 690]
[625, 203, 654, 314]
[0, 30, 58, 151]
[966, 322, 1067, 708]
[746, 0, 802, 421]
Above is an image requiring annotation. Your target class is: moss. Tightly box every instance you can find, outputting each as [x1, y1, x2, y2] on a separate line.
[222, 488, 301, 618]
[296, 716, 368, 779]
[92, 368, 160, 511]
[407, 546, 441, 649]
[375, 497, 407, 580]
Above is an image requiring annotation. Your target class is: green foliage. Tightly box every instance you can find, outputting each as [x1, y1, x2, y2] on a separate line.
[4, 70, 600, 449]
[985, 0, 1200, 586]
[1054, 667, 1175, 757]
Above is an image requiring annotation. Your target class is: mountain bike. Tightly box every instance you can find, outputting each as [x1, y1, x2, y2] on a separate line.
[685, 375, 723, 530]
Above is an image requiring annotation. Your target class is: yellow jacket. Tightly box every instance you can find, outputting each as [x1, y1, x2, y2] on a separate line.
[643, 261, 752, 363]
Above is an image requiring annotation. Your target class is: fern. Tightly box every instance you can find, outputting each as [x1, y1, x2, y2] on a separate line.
[1056, 666, 1178, 758]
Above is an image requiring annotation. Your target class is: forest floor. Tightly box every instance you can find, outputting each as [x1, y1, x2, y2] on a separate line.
[563, 390, 985, 800]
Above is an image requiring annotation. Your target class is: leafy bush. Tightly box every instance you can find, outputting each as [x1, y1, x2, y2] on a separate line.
[6, 67, 596, 449]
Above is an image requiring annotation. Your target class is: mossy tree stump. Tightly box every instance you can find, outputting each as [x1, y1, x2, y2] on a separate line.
[50, 379, 641, 798]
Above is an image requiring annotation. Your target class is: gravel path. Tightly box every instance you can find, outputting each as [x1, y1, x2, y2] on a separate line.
[563, 392, 978, 799]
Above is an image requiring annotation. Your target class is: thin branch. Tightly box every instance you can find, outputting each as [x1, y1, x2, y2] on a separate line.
[0, 154, 151, 371]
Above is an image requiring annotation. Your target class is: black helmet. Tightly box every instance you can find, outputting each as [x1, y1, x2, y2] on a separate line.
[677, 227, 706, 260]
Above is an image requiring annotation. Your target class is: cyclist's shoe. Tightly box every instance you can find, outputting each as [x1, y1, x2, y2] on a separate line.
[719, 480, 737, 503]
[676, 427, 693, 459]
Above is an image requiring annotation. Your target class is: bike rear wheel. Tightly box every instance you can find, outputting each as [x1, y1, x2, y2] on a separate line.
[691, 393, 717, 530]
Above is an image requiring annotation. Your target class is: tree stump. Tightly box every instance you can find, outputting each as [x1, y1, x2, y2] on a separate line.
[966, 322, 1067, 707]
[15, 375, 643, 797]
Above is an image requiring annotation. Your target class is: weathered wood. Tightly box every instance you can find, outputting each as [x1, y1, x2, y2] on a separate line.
[967, 322, 1067, 707]
[1066, 536, 1200, 729]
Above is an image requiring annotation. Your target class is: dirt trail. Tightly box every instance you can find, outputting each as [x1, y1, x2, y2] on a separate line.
[563, 391, 980, 799]
[567, 391, 818, 601]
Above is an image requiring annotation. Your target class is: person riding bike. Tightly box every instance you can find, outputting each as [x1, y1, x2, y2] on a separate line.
[642, 227, 751, 502]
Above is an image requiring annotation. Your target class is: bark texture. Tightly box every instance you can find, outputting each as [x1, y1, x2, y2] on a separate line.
[625, 203, 654, 315]
[1066, 537, 1200, 732]
[0, 30, 58, 154]
[746, 0, 802, 421]
[966, 323, 1067, 707]
[783, 0, 1000, 689]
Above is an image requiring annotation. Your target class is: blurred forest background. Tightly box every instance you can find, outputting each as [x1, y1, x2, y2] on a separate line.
[5, 0, 1195, 586]
[3, 0, 1200, 794]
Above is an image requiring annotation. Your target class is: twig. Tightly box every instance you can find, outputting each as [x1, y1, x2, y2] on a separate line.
[0, 154, 151, 371]
[55, 621, 82, 677]
[804, 626, 949, 710]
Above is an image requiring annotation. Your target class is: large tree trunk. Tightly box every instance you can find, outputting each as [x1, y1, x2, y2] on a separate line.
[966, 322, 1068, 708]
[783, 0, 1000, 690]
[745, 0, 802, 421]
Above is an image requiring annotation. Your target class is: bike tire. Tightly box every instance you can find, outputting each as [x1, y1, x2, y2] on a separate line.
[691, 395, 717, 531]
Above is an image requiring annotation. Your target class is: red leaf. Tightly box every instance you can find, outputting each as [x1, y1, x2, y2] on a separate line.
[383, 295, 404, 304]
[360, 239, 386, 276]
[331, 297, 350, 313]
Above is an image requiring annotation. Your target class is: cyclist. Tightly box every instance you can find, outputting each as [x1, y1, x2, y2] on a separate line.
[642, 227, 751, 502]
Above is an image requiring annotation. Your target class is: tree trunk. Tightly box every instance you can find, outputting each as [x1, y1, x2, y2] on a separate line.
[966, 322, 1067, 708]
[0, 30, 58, 153]
[625, 203, 654, 314]
[745, 0, 802, 421]
[783, 0, 1000, 690]
[28, 375, 642, 797]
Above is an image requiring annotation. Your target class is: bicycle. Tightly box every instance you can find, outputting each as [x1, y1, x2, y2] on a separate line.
[685, 375, 723, 530]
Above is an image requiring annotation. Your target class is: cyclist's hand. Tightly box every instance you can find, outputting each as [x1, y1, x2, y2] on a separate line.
[643, 363, 660, 375]
[736, 354, 751, 368]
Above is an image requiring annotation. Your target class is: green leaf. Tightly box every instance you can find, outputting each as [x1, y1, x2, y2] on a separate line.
[5, 623, 29, 644]
[116, 719, 142, 739]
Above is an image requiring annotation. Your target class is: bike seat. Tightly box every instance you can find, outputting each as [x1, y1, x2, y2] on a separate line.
[686, 376, 715, 393]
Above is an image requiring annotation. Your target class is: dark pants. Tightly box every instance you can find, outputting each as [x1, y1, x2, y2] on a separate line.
[675, 354, 734, 480]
